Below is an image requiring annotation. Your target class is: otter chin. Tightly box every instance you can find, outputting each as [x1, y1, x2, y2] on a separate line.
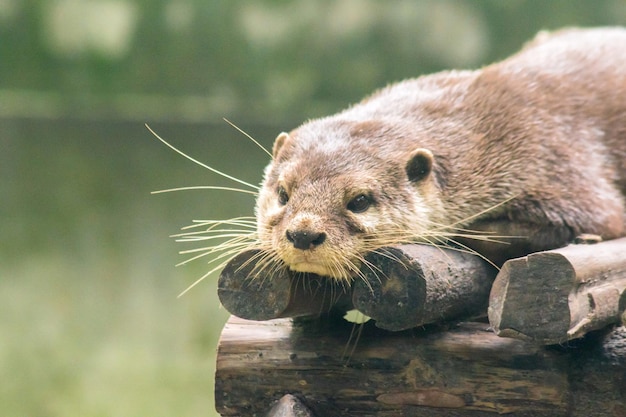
[289, 262, 336, 277]
[255, 28, 626, 281]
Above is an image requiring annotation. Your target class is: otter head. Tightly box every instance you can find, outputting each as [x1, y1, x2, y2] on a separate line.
[255, 119, 442, 281]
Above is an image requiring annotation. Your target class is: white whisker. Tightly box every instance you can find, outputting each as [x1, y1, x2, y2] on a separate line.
[146, 123, 260, 190]
[223, 118, 273, 159]
[152, 186, 258, 196]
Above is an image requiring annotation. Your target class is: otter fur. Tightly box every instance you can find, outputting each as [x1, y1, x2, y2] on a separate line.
[255, 27, 626, 280]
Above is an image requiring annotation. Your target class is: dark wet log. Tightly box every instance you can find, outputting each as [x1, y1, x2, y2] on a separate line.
[218, 245, 497, 331]
[217, 249, 351, 321]
[215, 316, 626, 417]
[352, 245, 497, 331]
[489, 238, 626, 345]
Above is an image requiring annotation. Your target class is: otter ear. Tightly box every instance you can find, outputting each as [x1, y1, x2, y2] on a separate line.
[406, 148, 434, 183]
[272, 132, 290, 159]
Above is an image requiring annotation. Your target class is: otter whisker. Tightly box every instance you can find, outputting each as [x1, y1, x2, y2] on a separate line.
[421, 234, 501, 270]
[178, 237, 253, 254]
[234, 248, 288, 291]
[179, 223, 258, 235]
[319, 280, 336, 315]
[178, 239, 263, 288]
[176, 249, 218, 266]
[420, 225, 521, 244]
[177, 240, 253, 267]
[179, 231, 248, 247]
[173, 232, 255, 242]
[189, 223, 257, 231]
[324, 276, 353, 313]
[180, 225, 256, 237]
[176, 243, 252, 267]
[342, 321, 365, 365]
[326, 256, 360, 289]
[246, 249, 281, 273]
[223, 118, 273, 159]
[434, 194, 520, 229]
[367, 247, 408, 269]
[352, 255, 386, 295]
[146, 123, 259, 190]
[178, 240, 264, 298]
[203, 236, 257, 251]
[183, 217, 257, 228]
[178, 220, 257, 235]
[265, 258, 287, 280]
[289, 273, 308, 299]
[178, 261, 230, 298]
[237, 249, 282, 281]
[358, 227, 502, 272]
[152, 186, 258, 196]
[178, 242, 254, 254]
[175, 230, 257, 241]
[354, 215, 522, 267]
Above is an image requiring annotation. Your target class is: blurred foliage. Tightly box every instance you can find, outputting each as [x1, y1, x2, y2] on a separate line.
[2, 0, 626, 123]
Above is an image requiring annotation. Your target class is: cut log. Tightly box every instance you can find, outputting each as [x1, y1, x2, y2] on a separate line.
[218, 245, 498, 331]
[489, 237, 626, 345]
[215, 315, 626, 417]
[352, 245, 497, 331]
[217, 249, 351, 320]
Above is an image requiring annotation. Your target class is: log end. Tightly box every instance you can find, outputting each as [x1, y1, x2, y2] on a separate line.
[489, 253, 576, 344]
[218, 250, 292, 320]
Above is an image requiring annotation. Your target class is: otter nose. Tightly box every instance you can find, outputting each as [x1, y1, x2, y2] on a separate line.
[286, 230, 326, 250]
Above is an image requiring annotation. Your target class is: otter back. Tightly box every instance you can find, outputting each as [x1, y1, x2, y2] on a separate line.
[255, 27, 626, 278]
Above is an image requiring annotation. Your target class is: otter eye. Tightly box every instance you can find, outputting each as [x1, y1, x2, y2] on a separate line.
[347, 194, 371, 213]
[277, 186, 289, 205]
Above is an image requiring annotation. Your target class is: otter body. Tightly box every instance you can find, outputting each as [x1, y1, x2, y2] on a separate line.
[256, 28, 626, 280]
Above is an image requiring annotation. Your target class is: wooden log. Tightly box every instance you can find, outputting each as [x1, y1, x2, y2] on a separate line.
[352, 245, 497, 331]
[218, 249, 351, 320]
[489, 237, 626, 345]
[215, 315, 626, 417]
[218, 245, 498, 331]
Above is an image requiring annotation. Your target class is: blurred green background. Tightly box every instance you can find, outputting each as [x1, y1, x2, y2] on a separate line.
[2, 1, 625, 416]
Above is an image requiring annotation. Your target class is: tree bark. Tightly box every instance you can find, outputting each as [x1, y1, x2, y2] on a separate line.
[218, 245, 497, 331]
[353, 245, 497, 331]
[215, 316, 626, 417]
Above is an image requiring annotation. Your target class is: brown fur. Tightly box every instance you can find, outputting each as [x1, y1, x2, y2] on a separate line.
[256, 27, 626, 279]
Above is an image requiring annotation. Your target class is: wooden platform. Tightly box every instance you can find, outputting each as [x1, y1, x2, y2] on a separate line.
[215, 316, 626, 417]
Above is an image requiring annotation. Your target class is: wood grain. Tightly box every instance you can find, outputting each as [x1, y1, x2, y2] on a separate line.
[353, 245, 497, 331]
[215, 316, 626, 416]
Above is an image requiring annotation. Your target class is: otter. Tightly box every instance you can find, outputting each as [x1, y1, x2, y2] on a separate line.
[255, 27, 626, 281]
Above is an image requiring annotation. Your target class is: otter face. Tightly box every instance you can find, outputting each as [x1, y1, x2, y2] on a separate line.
[255, 121, 438, 281]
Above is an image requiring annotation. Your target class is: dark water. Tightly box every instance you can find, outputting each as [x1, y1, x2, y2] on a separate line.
[1, 117, 281, 416]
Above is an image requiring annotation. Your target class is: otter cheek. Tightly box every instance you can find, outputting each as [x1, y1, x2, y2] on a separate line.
[358, 212, 380, 232]
[349, 207, 382, 235]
